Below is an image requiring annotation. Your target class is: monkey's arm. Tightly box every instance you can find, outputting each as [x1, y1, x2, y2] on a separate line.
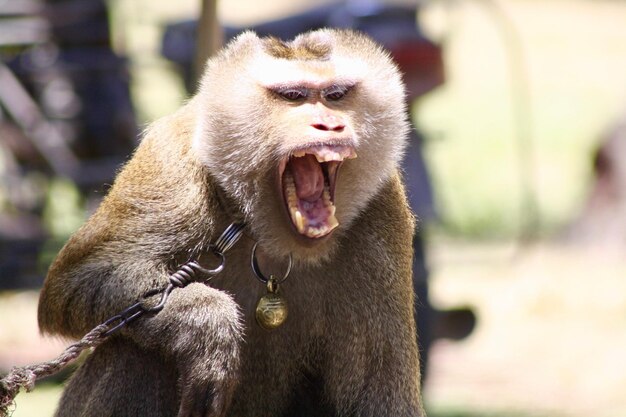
[37, 107, 243, 417]
[363, 173, 424, 415]
[326, 172, 425, 416]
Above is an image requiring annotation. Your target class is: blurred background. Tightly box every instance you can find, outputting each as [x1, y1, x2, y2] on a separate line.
[1, 0, 626, 416]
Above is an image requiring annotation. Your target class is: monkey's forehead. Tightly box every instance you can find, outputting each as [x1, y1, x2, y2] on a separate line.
[249, 54, 367, 89]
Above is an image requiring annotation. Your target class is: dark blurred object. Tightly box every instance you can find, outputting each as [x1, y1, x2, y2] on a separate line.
[567, 112, 626, 245]
[0, 0, 137, 288]
[162, 1, 444, 96]
[161, 0, 475, 385]
[432, 306, 476, 341]
[1, 0, 136, 180]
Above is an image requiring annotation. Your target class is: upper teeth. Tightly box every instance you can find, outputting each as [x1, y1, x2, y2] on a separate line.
[282, 145, 356, 239]
[291, 145, 357, 162]
[315, 152, 340, 162]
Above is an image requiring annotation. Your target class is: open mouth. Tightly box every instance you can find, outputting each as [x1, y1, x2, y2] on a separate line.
[279, 144, 357, 239]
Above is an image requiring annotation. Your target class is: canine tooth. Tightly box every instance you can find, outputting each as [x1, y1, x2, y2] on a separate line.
[347, 149, 357, 159]
[293, 150, 306, 157]
[294, 210, 305, 233]
[327, 164, 338, 179]
[314, 153, 325, 163]
[328, 215, 339, 230]
[328, 205, 336, 216]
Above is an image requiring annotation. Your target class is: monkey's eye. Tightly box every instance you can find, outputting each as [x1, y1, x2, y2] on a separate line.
[323, 85, 351, 102]
[277, 88, 308, 102]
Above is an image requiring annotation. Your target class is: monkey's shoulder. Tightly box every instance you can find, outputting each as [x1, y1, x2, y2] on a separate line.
[356, 173, 415, 234]
[118, 102, 201, 183]
[49, 102, 215, 272]
[100, 102, 212, 210]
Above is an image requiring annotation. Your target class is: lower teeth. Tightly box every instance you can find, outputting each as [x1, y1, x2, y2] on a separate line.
[284, 171, 339, 238]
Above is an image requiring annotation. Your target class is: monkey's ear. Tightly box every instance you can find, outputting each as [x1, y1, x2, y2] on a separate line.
[199, 31, 261, 86]
[225, 31, 261, 55]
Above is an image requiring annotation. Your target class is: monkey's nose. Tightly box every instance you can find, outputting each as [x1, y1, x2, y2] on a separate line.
[311, 116, 345, 133]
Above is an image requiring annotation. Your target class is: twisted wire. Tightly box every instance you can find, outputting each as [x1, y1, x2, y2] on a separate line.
[168, 263, 198, 287]
[0, 222, 246, 415]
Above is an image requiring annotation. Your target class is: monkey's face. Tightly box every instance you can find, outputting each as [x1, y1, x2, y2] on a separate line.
[193, 30, 408, 262]
[272, 83, 358, 241]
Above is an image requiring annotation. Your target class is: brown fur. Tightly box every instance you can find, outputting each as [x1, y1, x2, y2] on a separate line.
[38, 29, 424, 417]
[264, 36, 332, 60]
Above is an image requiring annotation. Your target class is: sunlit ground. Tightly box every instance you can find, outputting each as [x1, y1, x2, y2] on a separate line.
[2, 0, 626, 416]
[426, 241, 626, 417]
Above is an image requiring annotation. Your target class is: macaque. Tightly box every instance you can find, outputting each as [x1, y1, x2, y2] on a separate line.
[38, 29, 424, 417]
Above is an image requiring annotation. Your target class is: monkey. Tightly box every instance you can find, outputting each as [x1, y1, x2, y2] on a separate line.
[37, 29, 424, 417]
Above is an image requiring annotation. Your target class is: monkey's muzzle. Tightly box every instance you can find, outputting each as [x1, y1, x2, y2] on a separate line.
[279, 145, 356, 239]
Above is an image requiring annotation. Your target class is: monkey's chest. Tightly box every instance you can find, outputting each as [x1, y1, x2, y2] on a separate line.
[207, 247, 325, 333]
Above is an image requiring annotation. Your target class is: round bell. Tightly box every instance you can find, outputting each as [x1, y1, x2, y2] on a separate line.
[255, 292, 288, 330]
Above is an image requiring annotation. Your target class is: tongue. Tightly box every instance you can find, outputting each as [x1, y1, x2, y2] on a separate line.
[289, 155, 324, 202]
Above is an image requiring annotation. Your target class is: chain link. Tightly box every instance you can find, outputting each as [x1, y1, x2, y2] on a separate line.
[0, 222, 246, 414]
[102, 223, 244, 337]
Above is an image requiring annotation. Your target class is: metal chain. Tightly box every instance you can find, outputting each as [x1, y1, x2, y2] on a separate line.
[0, 222, 245, 416]
[102, 222, 244, 337]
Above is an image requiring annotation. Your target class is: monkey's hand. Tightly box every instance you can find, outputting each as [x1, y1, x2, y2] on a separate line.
[135, 283, 243, 417]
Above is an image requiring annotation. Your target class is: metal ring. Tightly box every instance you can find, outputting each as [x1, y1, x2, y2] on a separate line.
[214, 222, 245, 254]
[191, 246, 226, 276]
[250, 242, 292, 284]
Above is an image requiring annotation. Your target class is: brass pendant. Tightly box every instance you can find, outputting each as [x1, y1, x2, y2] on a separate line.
[250, 243, 292, 330]
[255, 277, 288, 330]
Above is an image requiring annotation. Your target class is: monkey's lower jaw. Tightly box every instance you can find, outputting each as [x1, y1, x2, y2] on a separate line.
[280, 145, 356, 239]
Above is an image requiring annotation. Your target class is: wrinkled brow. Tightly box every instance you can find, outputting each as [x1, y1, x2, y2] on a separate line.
[263, 37, 332, 61]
